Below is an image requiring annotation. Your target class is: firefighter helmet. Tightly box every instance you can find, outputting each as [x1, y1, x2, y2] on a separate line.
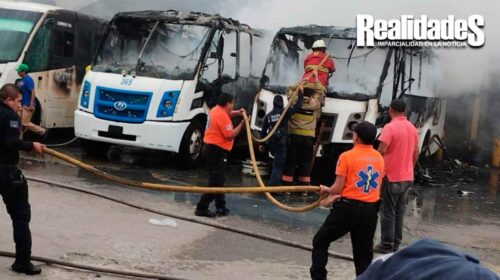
[312, 40, 326, 49]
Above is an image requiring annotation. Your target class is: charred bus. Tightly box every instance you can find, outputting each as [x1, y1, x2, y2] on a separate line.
[251, 25, 446, 161]
[75, 10, 262, 167]
[0, 1, 105, 129]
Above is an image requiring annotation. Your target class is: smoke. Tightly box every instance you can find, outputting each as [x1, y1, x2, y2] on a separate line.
[227, 0, 500, 97]
[21, 0, 500, 97]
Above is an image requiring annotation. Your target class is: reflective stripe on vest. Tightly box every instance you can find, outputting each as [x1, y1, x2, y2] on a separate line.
[304, 64, 330, 74]
[291, 113, 315, 122]
[289, 128, 315, 137]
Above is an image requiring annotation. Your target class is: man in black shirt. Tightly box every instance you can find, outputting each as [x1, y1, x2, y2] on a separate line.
[0, 84, 44, 275]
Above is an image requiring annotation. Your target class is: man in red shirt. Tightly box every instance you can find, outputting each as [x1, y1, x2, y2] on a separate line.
[195, 93, 246, 218]
[311, 122, 384, 278]
[302, 40, 335, 87]
[374, 99, 419, 254]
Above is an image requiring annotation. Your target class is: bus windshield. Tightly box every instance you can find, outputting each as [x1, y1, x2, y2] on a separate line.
[0, 8, 42, 63]
[93, 18, 211, 80]
[263, 34, 390, 99]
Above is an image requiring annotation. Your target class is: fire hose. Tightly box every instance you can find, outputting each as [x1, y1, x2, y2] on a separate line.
[250, 54, 331, 144]
[39, 55, 334, 212]
[41, 111, 324, 213]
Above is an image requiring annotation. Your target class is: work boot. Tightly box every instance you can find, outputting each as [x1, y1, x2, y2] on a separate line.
[11, 262, 42, 275]
[216, 207, 230, 216]
[194, 209, 216, 218]
[393, 244, 400, 252]
[373, 243, 393, 254]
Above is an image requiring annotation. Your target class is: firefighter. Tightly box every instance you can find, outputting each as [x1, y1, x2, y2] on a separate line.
[302, 39, 335, 112]
[302, 39, 336, 88]
[280, 40, 336, 189]
[281, 85, 322, 188]
[0, 84, 44, 275]
[310, 122, 384, 279]
[259, 93, 303, 186]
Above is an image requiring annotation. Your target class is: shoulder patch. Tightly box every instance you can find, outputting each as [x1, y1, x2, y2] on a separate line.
[9, 120, 19, 128]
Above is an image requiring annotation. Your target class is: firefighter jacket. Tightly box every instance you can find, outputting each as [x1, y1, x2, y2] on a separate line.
[286, 83, 323, 137]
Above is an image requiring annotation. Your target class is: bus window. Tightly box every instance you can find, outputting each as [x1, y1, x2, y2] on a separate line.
[239, 32, 251, 77]
[221, 29, 237, 79]
[23, 21, 52, 72]
[199, 31, 220, 82]
[54, 29, 74, 58]
[0, 8, 42, 63]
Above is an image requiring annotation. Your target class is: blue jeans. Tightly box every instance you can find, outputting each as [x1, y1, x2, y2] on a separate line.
[380, 178, 412, 248]
[268, 141, 287, 186]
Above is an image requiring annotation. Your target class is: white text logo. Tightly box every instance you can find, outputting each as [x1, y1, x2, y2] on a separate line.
[357, 15, 485, 48]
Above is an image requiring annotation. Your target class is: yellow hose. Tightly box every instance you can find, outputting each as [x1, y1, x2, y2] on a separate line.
[250, 54, 330, 144]
[42, 147, 318, 195]
[242, 112, 324, 212]
[40, 55, 334, 212]
[41, 111, 323, 212]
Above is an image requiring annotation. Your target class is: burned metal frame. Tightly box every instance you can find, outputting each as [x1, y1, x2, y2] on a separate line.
[93, 10, 261, 81]
[261, 25, 434, 104]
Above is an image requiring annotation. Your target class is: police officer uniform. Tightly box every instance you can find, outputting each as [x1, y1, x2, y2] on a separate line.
[261, 94, 303, 186]
[0, 101, 41, 275]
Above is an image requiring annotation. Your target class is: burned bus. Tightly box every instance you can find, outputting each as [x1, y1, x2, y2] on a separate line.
[251, 25, 446, 163]
[75, 10, 262, 167]
[0, 1, 106, 129]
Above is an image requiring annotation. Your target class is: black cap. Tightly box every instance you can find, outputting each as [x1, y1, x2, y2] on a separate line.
[273, 95, 284, 108]
[355, 121, 377, 144]
[390, 99, 406, 113]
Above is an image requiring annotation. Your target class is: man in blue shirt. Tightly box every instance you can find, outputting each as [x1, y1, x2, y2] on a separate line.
[15, 64, 46, 139]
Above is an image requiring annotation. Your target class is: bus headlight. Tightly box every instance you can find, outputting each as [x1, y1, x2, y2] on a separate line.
[157, 91, 180, 118]
[80, 81, 91, 109]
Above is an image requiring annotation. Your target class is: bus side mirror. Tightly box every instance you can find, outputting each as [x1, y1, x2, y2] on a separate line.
[209, 52, 217, 59]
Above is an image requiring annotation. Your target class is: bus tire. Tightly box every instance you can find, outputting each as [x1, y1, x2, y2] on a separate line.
[80, 139, 111, 156]
[178, 121, 204, 169]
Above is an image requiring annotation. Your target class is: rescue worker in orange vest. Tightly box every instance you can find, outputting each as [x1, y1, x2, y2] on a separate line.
[310, 122, 384, 279]
[195, 93, 246, 218]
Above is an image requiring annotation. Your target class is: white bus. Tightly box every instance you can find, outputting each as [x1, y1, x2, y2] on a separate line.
[75, 10, 262, 167]
[0, 1, 105, 134]
[251, 25, 446, 163]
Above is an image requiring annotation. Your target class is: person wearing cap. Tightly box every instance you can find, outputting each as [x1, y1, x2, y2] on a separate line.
[358, 238, 500, 280]
[310, 121, 384, 279]
[374, 99, 419, 254]
[259, 92, 303, 186]
[15, 64, 47, 139]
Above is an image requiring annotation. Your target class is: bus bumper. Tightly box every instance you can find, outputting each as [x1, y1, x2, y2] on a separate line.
[74, 110, 189, 153]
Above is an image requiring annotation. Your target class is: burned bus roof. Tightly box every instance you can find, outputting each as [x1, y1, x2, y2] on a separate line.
[277, 25, 357, 40]
[112, 10, 261, 36]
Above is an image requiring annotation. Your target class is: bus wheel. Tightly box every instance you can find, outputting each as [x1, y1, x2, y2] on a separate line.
[178, 121, 204, 168]
[80, 139, 111, 156]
